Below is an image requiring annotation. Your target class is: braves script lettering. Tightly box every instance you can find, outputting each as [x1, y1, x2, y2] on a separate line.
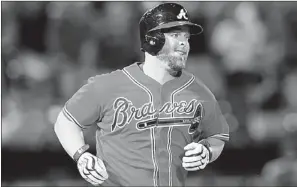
[111, 97, 197, 131]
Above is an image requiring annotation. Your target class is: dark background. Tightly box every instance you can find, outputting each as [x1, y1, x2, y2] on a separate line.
[2, 1, 297, 186]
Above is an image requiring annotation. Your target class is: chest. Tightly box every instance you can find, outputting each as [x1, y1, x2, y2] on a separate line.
[102, 86, 203, 140]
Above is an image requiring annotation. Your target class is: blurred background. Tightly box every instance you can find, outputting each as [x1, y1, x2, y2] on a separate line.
[2, 1, 297, 186]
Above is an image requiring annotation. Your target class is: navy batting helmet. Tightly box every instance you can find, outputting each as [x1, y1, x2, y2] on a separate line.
[139, 3, 203, 56]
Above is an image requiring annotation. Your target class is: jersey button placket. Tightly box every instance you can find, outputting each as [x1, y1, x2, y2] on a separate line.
[155, 87, 163, 186]
[155, 87, 162, 134]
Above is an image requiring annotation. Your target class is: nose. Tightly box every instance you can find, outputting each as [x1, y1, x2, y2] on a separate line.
[179, 39, 188, 46]
[178, 36, 188, 46]
[179, 40, 185, 46]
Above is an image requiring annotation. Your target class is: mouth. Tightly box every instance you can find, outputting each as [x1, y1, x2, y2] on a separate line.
[175, 50, 187, 55]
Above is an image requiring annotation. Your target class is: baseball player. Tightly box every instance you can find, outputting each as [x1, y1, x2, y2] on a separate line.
[54, 3, 229, 186]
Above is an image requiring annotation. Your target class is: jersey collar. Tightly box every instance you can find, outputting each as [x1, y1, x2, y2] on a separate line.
[123, 62, 194, 91]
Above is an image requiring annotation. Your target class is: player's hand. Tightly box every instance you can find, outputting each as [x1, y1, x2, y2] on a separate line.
[77, 152, 109, 186]
[182, 142, 210, 171]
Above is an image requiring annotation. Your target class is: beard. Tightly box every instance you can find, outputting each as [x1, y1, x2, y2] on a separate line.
[157, 53, 187, 77]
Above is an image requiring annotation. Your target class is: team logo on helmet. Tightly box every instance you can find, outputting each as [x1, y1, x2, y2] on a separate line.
[177, 9, 188, 20]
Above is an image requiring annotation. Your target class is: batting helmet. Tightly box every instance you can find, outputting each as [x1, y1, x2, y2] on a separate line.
[139, 3, 203, 56]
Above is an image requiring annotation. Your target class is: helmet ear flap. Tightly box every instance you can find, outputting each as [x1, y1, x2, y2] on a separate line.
[141, 31, 165, 56]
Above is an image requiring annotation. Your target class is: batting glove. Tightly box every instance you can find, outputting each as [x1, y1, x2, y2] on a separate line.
[77, 152, 109, 186]
[182, 142, 211, 171]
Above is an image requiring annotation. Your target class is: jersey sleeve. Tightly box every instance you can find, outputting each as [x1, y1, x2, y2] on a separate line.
[62, 76, 106, 129]
[199, 99, 229, 142]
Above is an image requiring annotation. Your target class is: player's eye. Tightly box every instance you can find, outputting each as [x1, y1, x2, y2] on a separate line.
[171, 33, 179, 38]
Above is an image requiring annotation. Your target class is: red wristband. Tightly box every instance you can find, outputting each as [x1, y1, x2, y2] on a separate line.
[73, 144, 90, 162]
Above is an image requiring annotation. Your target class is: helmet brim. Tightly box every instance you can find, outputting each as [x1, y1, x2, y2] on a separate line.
[148, 21, 203, 35]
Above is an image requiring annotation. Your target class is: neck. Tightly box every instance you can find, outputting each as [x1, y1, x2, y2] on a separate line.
[142, 53, 176, 85]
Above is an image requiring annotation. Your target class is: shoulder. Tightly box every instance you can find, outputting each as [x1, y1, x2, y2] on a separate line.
[183, 70, 216, 101]
[89, 69, 123, 82]
[87, 69, 126, 88]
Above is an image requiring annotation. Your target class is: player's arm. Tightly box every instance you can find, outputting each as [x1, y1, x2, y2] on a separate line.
[54, 75, 106, 159]
[54, 110, 109, 185]
[205, 137, 224, 163]
[198, 99, 229, 160]
[53, 77, 98, 158]
[54, 111, 85, 158]
[183, 99, 229, 171]
[54, 76, 109, 185]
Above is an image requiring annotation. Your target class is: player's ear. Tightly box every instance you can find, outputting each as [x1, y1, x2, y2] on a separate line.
[142, 31, 165, 56]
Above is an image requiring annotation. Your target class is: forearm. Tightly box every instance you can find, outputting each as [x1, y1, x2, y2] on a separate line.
[54, 111, 86, 159]
[206, 137, 225, 163]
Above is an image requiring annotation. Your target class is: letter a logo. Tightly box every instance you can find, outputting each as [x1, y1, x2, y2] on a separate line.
[177, 9, 188, 20]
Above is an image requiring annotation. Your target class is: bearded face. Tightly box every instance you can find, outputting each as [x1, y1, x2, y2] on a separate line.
[156, 27, 190, 75]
